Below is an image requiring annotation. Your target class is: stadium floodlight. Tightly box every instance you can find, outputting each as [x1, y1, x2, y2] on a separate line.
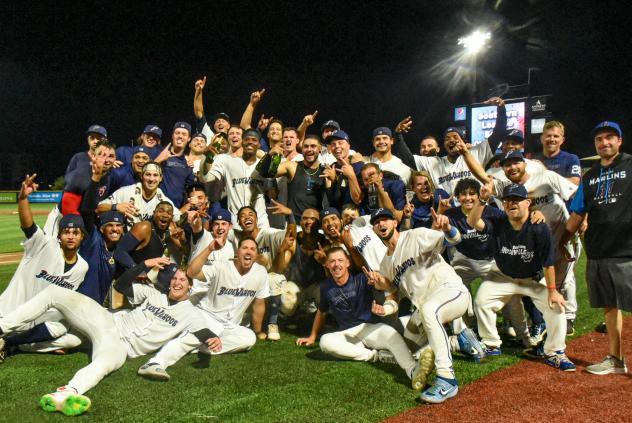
[457, 30, 491, 55]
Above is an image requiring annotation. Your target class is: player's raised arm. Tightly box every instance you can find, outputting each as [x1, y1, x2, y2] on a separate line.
[18, 173, 38, 231]
[193, 76, 206, 120]
[186, 235, 225, 281]
[240, 88, 265, 130]
[466, 178, 492, 232]
[296, 110, 318, 142]
[484, 97, 507, 151]
[456, 137, 491, 185]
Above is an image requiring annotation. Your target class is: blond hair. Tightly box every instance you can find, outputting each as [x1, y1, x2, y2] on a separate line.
[543, 121, 565, 136]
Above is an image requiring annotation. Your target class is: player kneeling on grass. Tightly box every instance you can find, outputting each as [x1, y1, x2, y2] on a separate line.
[0, 257, 220, 416]
[467, 182, 575, 371]
[365, 208, 480, 404]
[296, 247, 425, 386]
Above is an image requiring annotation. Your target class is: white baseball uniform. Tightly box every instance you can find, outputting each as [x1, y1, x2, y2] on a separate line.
[348, 216, 387, 270]
[189, 229, 235, 265]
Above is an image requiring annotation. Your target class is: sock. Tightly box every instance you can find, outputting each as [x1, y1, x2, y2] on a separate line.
[6, 323, 54, 347]
[437, 375, 458, 386]
[268, 295, 282, 325]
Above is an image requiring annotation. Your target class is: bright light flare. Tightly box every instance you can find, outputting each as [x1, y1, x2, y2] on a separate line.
[458, 30, 491, 55]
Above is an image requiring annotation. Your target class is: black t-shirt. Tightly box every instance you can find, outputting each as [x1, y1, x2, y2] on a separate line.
[319, 273, 378, 330]
[446, 205, 504, 260]
[483, 211, 555, 279]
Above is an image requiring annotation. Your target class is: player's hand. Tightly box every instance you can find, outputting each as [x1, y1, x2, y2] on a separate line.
[484, 96, 505, 107]
[337, 158, 355, 179]
[267, 199, 292, 216]
[188, 211, 203, 233]
[90, 152, 107, 181]
[362, 266, 388, 290]
[402, 201, 414, 219]
[19, 173, 39, 200]
[313, 242, 327, 264]
[170, 223, 185, 243]
[559, 242, 576, 263]
[302, 110, 318, 127]
[371, 300, 386, 316]
[116, 202, 139, 219]
[548, 289, 566, 311]
[530, 210, 546, 224]
[296, 336, 316, 346]
[250, 88, 266, 106]
[319, 164, 337, 183]
[112, 160, 124, 168]
[208, 234, 226, 252]
[257, 114, 272, 131]
[340, 227, 353, 249]
[578, 218, 588, 235]
[480, 177, 494, 202]
[395, 116, 413, 134]
[155, 143, 175, 164]
[205, 336, 222, 352]
[144, 256, 171, 269]
[438, 196, 453, 215]
[431, 207, 450, 232]
[195, 76, 207, 91]
[453, 138, 470, 155]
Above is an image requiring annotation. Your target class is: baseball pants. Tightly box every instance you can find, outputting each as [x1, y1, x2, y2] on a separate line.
[319, 322, 417, 376]
[475, 266, 567, 355]
[0, 285, 127, 394]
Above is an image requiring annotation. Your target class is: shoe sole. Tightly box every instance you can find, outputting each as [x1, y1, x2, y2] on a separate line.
[138, 367, 171, 381]
[40, 394, 91, 416]
[412, 348, 435, 392]
[421, 386, 459, 404]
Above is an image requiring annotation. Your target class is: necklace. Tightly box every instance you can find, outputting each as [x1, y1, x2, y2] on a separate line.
[302, 162, 321, 176]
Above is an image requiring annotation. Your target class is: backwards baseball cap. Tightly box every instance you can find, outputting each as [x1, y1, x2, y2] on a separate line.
[173, 121, 192, 134]
[591, 121, 622, 138]
[504, 129, 524, 144]
[499, 151, 525, 165]
[59, 214, 86, 232]
[155, 262, 179, 294]
[372, 127, 393, 138]
[86, 125, 107, 137]
[320, 207, 341, 220]
[143, 124, 162, 139]
[325, 129, 350, 144]
[370, 208, 395, 225]
[132, 145, 150, 157]
[212, 112, 230, 124]
[243, 129, 261, 141]
[191, 132, 207, 141]
[212, 208, 232, 223]
[443, 126, 466, 140]
[501, 183, 528, 200]
[321, 120, 341, 132]
[99, 211, 124, 227]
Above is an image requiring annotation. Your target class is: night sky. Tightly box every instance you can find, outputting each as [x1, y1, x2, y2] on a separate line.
[1, 0, 630, 187]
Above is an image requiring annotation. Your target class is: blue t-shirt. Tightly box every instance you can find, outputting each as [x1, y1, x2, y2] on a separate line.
[109, 165, 139, 193]
[115, 145, 162, 167]
[160, 155, 194, 207]
[359, 178, 406, 215]
[445, 205, 504, 260]
[534, 151, 581, 179]
[410, 189, 450, 229]
[65, 151, 91, 177]
[63, 166, 111, 203]
[483, 211, 555, 279]
[319, 273, 377, 330]
[76, 228, 117, 304]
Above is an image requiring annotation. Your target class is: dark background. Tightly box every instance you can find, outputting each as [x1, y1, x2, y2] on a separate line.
[1, 0, 630, 188]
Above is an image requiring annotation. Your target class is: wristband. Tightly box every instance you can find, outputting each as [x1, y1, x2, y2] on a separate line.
[112, 203, 117, 211]
[382, 299, 399, 316]
[547, 286, 557, 290]
[445, 226, 458, 238]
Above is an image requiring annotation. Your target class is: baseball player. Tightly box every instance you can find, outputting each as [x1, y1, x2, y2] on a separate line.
[98, 162, 180, 230]
[188, 208, 235, 266]
[0, 257, 220, 416]
[369, 127, 413, 187]
[467, 182, 575, 372]
[65, 124, 107, 176]
[137, 237, 269, 381]
[115, 124, 163, 167]
[155, 121, 195, 207]
[364, 208, 476, 404]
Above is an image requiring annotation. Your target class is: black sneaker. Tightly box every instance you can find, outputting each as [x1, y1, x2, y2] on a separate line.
[566, 319, 576, 336]
[595, 322, 607, 333]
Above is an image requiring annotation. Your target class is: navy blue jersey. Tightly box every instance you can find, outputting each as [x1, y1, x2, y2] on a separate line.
[116, 145, 161, 167]
[64, 166, 111, 203]
[76, 227, 117, 304]
[160, 155, 195, 207]
[445, 205, 504, 260]
[534, 151, 581, 179]
[319, 273, 377, 330]
[65, 151, 91, 177]
[483, 212, 555, 279]
[109, 165, 139, 193]
[359, 178, 406, 215]
[410, 189, 450, 229]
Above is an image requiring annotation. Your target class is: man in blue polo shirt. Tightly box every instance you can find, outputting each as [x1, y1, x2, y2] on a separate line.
[156, 122, 195, 207]
[467, 182, 575, 371]
[534, 121, 581, 185]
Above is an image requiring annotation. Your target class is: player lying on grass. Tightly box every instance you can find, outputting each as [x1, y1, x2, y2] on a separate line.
[0, 257, 221, 416]
[296, 247, 434, 391]
[467, 182, 575, 371]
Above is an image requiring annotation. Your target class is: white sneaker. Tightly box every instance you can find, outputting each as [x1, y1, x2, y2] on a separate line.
[138, 362, 171, 381]
[586, 355, 628, 375]
[411, 347, 435, 392]
[267, 324, 280, 341]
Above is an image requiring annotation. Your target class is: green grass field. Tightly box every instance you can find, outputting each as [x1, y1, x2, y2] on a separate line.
[0, 214, 604, 422]
[0, 203, 54, 253]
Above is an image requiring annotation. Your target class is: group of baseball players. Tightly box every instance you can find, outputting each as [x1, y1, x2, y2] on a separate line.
[0, 78, 629, 416]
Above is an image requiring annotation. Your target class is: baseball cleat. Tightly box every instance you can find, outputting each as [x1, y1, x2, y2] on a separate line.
[267, 324, 280, 341]
[39, 387, 91, 416]
[523, 344, 545, 359]
[566, 319, 576, 336]
[411, 347, 435, 392]
[529, 323, 547, 344]
[483, 346, 502, 356]
[374, 349, 397, 365]
[420, 377, 458, 404]
[544, 351, 576, 372]
[586, 355, 628, 375]
[457, 328, 486, 363]
[138, 363, 171, 381]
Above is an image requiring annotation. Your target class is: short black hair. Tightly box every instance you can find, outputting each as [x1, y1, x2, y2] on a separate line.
[95, 139, 116, 151]
[237, 206, 257, 217]
[238, 236, 258, 249]
[186, 183, 207, 196]
[454, 178, 481, 197]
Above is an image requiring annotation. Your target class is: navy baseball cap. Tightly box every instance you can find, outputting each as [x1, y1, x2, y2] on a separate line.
[143, 124, 162, 139]
[99, 211, 124, 227]
[59, 214, 86, 232]
[372, 127, 393, 138]
[86, 125, 107, 137]
[212, 113, 230, 124]
[501, 183, 528, 200]
[443, 126, 466, 140]
[591, 121, 622, 138]
[243, 129, 261, 141]
[321, 120, 340, 132]
[173, 121, 192, 134]
[191, 133, 207, 141]
[370, 208, 395, 225]
[504, 129, 524, 144]
[499, 151, 525, 165]
[320, 207, 341, 220]
[156, 262, 179, 294]
[325, 129, 350, 144]
[212, 209, 232, 223]
[132, 146, 150, 157]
